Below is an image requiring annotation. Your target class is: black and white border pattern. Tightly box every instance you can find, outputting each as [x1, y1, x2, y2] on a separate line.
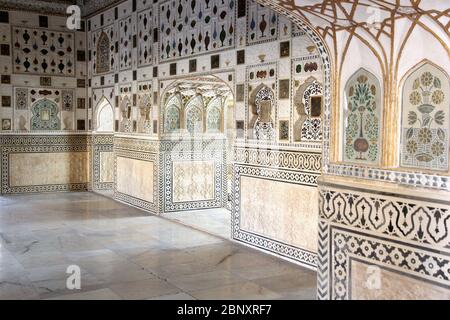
[91, 134, 114, 191]
[160, 138, 226, 213]
[318, 182, 450, 300]
[232, 163, 319, 268]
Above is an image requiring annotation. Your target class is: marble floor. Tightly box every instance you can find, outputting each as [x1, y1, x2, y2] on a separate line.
[0, 192, 316, 300]
[164, 208, 231, 239]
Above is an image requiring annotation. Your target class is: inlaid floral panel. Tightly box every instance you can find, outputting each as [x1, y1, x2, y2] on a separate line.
[343, 69, 382, 165]
[401, 63, 449, 171]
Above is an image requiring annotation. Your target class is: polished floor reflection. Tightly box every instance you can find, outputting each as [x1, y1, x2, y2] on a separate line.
[164, 208, 231, 239]
[0, 193, 316, 300]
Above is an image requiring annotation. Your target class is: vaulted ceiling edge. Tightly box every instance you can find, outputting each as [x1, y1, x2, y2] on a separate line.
[0, 0, 82, 16]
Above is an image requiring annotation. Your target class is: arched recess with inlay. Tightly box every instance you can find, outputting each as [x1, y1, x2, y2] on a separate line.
[343, 68, 382, 165]
[95, 96, 114, 132]
[400, 61, 450, 172]
[96, 32, 110, 74]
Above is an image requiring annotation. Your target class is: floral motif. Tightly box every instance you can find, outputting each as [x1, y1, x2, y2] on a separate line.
[406, 140, 418, 154]
[401, 63, 449, 171]
[344, 69, 381, 164]
[417, 128, 432, 144]
[409, 91, 421, 105]
[431, 141, 444, 156]
[432, 90, 445, 105]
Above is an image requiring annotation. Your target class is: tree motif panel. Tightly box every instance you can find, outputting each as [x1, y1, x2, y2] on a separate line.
[343, 69, 382, 165]
[119, 85, 133, 132]
[206, 96, 222, 132]
[164, 94, 182, 133]
[91, 25, 116, 75]
[185, 96, 203, 134]
[119, 16, 133, 70]
[12, 27, 75, 77]
[159, 0, 235, 62]
[401, 63, 449, 171]
[247, 0, 278, 45]
[137, 81, 153, 133]
[137, 9, 153, 66]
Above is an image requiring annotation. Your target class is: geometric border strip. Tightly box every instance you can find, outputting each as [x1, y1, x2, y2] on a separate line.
[329, 226, 450, 300]
[327, 163, 450, 192]
[234, 146, 322, 173]
[232, 163, 319, 269]
[318, 185, 450, 250]
[92, 143, 114, 191]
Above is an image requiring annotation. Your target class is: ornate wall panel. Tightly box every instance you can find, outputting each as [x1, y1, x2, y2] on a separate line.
[12, 27, 75, 76]
[90, 134, 114, 191]
[118, 15, 133, 70]
[1, 134, 89, 194]
[343, 69, 382, 165]
[318, 176, 450, 300]
[113, 137, 159, 213]
[137, 81, 153, 134]
[91, 25, 116, 75]
[291, 54, 323, 143]
[1, 9, 87, 133]
[400, 63, 449, 171]
[246, 63, 278, 140]
[137, 8, 153, 66]
[246, 0, 278, 45]
[172, 160, 215, 202]
[232, 145, 321, 268]
[30, 99, 60, 130]
[160, 138, 226, 213]
[159, 0, 235, 62]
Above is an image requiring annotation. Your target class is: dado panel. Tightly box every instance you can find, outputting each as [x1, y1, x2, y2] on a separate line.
[317, 176, 450, 300]
[1, 134, 89, 194]
[10, 152, 87, 187]
[240, 176, 318, 252]
[116, 156, 154, 203]
[113, 136, 159, 213]
[232, 145, 321, 269]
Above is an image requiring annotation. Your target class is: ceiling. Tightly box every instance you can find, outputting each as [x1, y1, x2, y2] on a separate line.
[271, 0, 449, 42]
[0, 0, 81, 15]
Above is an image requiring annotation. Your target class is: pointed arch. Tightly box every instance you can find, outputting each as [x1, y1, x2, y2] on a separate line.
[343, 68, 382, 165]
[206, 96, 223, 132]
[400, 60, 450, 171]
[96, 32, 110, 74]
[184, 94, 204, 134]
[164, 93, 182, 133]
[95, 96, 114, 132]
